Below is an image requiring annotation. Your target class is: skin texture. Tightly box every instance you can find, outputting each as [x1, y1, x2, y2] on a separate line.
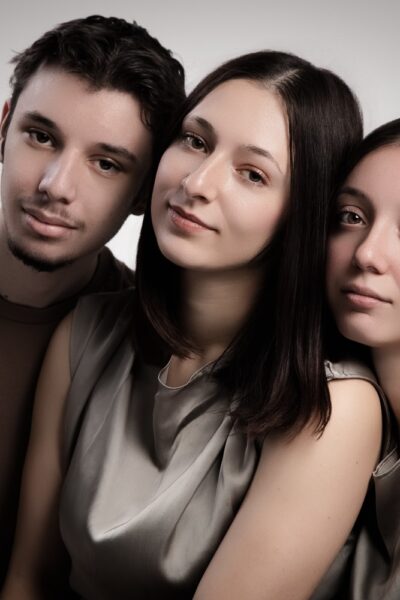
[0, 66, 152, 306]
[151, 79, 290, 273]
[194, 379, 381, 600]
[2, 79, 383, 599]
[151, 79, 291, 381]
[327, 144, 400, 425]
[327, 145, 400, 349]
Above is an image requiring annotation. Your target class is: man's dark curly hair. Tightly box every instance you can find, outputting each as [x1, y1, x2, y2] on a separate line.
[6, 15, 185, 167]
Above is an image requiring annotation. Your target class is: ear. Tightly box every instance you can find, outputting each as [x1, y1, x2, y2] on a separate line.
[0, 100, 11, 162]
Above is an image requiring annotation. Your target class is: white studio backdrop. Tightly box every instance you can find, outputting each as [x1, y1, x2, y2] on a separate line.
[1, 0, 399, 268]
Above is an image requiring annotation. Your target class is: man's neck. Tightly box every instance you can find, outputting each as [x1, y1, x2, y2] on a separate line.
[0, 233, 99, 308]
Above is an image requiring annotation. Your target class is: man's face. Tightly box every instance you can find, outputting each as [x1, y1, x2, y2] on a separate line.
[0, 66, 152, 271]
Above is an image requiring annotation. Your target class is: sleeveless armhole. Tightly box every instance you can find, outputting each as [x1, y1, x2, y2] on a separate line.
[325, 359, 395, 460]
[63, 288, 135, 468]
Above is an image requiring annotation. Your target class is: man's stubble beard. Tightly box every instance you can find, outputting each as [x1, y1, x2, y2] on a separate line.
[1, 186, 76, 272]
[7, 236, 74, 272]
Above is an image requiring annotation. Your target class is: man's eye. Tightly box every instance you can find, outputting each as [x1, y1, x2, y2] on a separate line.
[29, 130, 52, 145]
[97, 159, 121, 173]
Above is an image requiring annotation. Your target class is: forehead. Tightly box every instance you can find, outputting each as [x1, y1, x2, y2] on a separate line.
[187, 79, 290, 174]
[346, 145, 400, 203]
[11, 66, 152, 159]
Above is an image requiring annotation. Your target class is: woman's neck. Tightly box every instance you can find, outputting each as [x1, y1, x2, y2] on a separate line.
[181, 266, 262, 359]
[372, 346, 400, 429]
[165, 266, 263, 388]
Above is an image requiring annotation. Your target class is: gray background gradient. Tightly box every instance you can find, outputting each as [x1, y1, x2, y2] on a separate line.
[1, 0, 399, 266]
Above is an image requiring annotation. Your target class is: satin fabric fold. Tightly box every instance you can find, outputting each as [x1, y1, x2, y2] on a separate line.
[60, 291, 393, 599]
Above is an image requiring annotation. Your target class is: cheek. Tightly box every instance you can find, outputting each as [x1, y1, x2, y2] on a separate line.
[86, 185, 133, 227]
[326, 241, 338, 280]
[151, 149, 190, 220]
[155, 145, 207, 194]
[4, 149, 45, 194]
[391, 266, 400, 291]
[150, 153, 175, 214]
[4, 135, 30, 167]
[154, 146, 184, 190]
[1, 163, 21, 202]
[106, 189, 133, 221]
[150, 182, 163, 230]
[327, 236, 351, 279]
[85, 205, 131, 247]
[233, 202, 283, 245]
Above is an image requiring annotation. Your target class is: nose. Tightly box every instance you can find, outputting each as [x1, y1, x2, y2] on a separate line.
[37, 152, 78, 204]
[181, 154, 223, 204]
[352, 226, 390, 274]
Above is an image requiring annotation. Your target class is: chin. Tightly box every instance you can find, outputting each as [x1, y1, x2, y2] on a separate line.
[337, 317, 382, 349]
[156, 241, 202, 270]
[8, 239, 74, 273]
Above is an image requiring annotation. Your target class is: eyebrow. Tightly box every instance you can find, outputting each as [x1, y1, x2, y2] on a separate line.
[185, 115, 283, 173]
[24, 111, 57, 130]
[240, 144, 283, 174]
[186, 116, 215, 138]
[23, 111, 138, 164]
[97, 143, 137, 165]
[338, 185, 370, 203]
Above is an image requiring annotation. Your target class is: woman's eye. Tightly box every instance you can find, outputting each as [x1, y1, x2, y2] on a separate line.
[241, 168, 267, 186]
[338, 210, 364, 225]
[182, 133, 207, 152]
[28, 129, 52, 146]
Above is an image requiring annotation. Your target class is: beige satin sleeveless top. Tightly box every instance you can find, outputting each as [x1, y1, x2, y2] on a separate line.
[345, 447, 400, 600]
[60, 290, 393, 599]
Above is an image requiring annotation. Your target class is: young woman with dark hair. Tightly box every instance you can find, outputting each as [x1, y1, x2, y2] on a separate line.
[327, 118, 400, 600]
[3, 51, 384, 600]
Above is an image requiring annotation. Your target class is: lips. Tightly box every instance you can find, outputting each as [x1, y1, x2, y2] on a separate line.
[340, 283, 392, 311]
[22, 205, 78, 240]
[23, 206, 77, 229]
[168, 204, 216, 232]
[342, 284, 391, 304]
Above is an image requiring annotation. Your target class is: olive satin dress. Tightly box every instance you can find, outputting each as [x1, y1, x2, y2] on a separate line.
[59, 290, 394, 599]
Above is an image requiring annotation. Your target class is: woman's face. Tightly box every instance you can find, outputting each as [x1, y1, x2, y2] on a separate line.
[327, 145, 400, 349]
[151, 78, 290, 273]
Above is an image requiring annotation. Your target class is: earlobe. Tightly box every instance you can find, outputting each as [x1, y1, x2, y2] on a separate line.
[0, 99, 11, 163]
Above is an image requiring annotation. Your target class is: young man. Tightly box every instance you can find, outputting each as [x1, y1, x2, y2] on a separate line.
[0, 15, 185, 582]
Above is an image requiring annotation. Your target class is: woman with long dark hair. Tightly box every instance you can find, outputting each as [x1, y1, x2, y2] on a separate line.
[327, 118, 400, 600]
[3, 51, 384, 599]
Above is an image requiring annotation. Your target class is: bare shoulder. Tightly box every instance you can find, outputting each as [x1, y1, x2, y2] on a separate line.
[259, 376, 382, 475]
[327, 375, 382, 406]
[325, 377, 382, 445]
[194, 377, 382, 599]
